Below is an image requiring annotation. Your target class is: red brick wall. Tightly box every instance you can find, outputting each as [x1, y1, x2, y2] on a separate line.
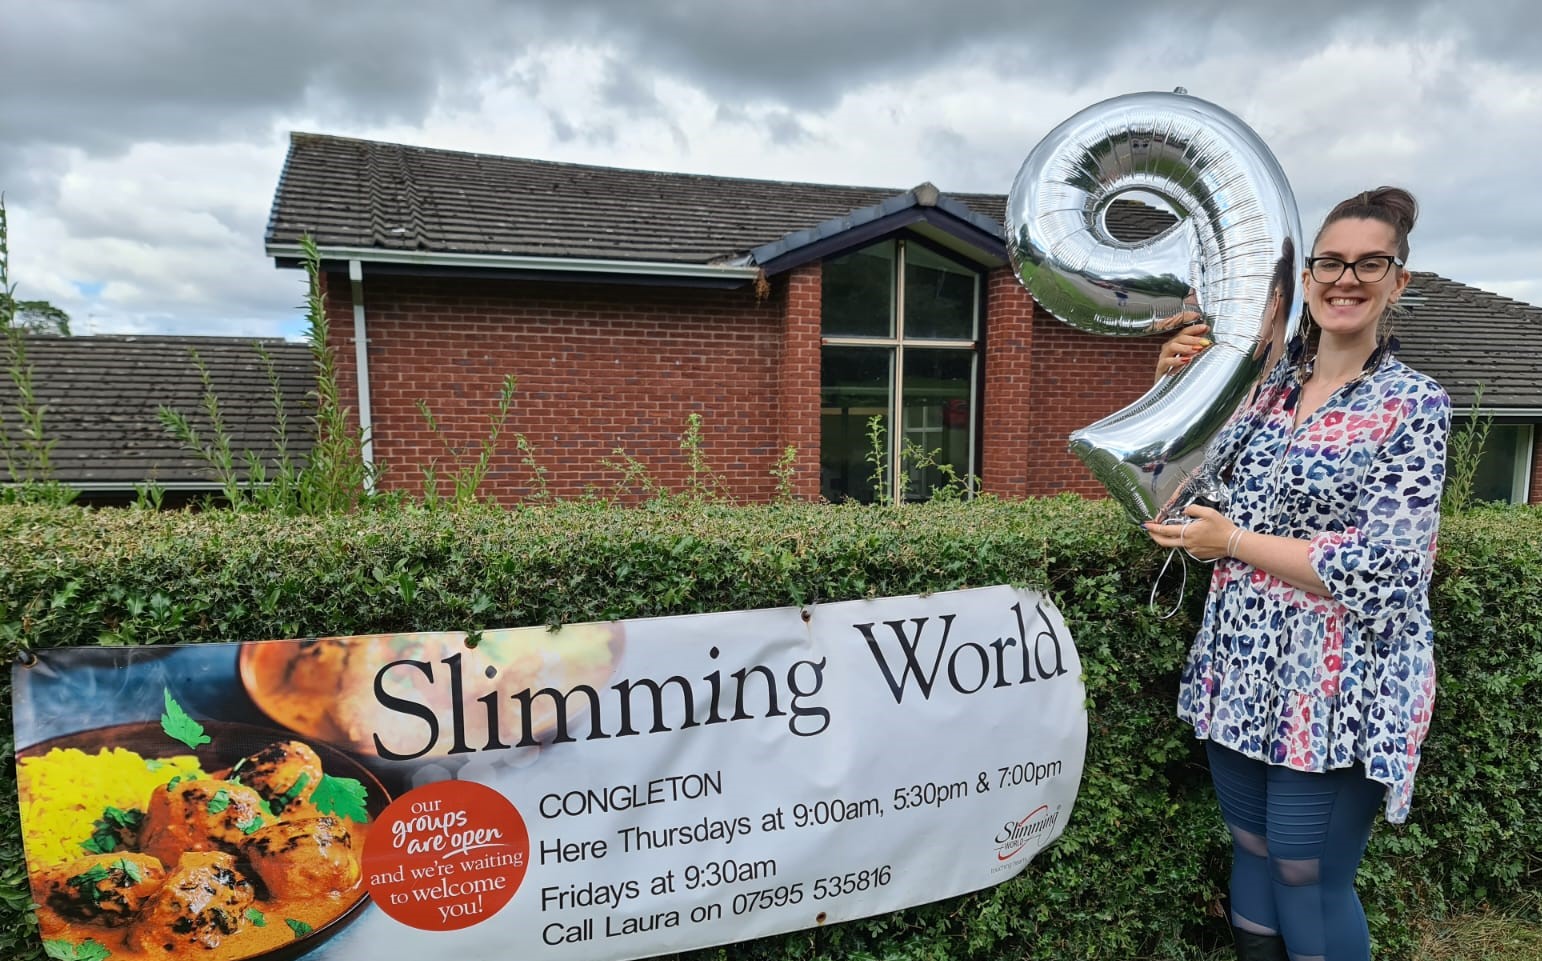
[1530, 434, 1542, 505]
[321, 266, 1165, 506]
[779, 265, 822, 501]
[980, 267, 1036, 498]
[1026, 315, 1162, 497]
[324, 272, 790, 503]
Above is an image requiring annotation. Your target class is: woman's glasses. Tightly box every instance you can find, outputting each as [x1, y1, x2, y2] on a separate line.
[1306, 255, 1404, 284]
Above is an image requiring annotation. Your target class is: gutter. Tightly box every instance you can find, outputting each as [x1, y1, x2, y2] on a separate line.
[265, 244, 764, 282]
[1451, 407, 1542, 418]
[10, 481, 232, 493]
[349, 259, 376, 489]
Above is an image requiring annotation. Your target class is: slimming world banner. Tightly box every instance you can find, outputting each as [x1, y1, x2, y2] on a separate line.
[12, 585, 1086, 961]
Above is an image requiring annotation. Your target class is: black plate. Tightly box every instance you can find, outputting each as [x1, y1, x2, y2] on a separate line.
[18, 720, 390, 961]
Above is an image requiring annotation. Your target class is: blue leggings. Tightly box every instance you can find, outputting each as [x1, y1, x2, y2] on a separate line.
[1206, 742, 1385, 961]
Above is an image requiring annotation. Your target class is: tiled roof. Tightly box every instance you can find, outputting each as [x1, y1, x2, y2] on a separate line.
[0, 335, 314, 488]
[1395, 273, 1542, 412]
[266, 132, 1542, 412]
[266, 132, 1012, 264]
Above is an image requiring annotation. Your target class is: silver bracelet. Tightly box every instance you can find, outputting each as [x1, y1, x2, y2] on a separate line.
[1226, 527, 1245, 557]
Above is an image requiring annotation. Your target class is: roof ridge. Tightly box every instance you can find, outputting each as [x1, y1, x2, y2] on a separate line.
[363, 139, 434, 250]
[288, 130, 931, 198]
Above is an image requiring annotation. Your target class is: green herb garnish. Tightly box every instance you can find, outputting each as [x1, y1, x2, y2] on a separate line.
[245, 908, 267, 927]
[309, 774, 369, 824]
[237, 814, 265, 835]
[269, 771, 312, 816]
[79, 835, 114, 856]
[160, 689, 210, 750]
[284, 918, 314, 939]
[113, 857, 144, 885]
[80, 806, 144, 855]
[66, 858, 144, 903]
[66, 866, 110, 904]
[43, 939, 111, 961]
[206, 789, 231, 815]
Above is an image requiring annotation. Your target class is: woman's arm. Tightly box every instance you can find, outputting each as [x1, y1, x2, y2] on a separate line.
[1145, 378, 1451, 611]
[1143, 507, 1330, 595]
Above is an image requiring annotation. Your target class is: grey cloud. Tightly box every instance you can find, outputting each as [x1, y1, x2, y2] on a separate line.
[546, 110, 616, 147]
[764, 112, 813, 146]
[0, 0, 523, 198]
[4, 0, 1526, 182]
[598, 57, 666, 116]
[4, 0, 1538, 338]
[708, 104, 811, 146]
[536, 0, 1535, 109]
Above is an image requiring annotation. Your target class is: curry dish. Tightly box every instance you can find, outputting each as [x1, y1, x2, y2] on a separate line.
[32, 739, 369, 961]
[239, 625, 625, 758]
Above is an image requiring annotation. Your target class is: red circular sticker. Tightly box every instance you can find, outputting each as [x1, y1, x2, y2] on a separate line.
[362, 779, 530, 931]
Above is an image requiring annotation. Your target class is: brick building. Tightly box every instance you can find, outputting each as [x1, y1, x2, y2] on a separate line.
[224, 134, 1519, 507]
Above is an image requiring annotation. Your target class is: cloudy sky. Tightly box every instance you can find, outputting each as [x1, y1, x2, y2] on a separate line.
[3, 0, 1538, 340]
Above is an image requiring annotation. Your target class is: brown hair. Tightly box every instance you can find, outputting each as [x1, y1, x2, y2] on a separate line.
[1299, 187, 1417, 366]
[1314, 186, 1418, 261]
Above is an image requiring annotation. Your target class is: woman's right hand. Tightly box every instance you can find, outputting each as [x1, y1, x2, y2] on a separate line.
[1155, 323, 1211, 382]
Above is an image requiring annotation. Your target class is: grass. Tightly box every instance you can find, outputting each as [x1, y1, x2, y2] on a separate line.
[1138, 899, 1542, 960]
[1411, 899, 1542, 961]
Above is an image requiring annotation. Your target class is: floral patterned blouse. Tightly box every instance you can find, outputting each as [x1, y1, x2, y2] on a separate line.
[1177, 337, 1451, 822]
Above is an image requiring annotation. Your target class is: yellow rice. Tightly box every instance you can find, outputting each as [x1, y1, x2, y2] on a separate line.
[18, 747, 205, 868]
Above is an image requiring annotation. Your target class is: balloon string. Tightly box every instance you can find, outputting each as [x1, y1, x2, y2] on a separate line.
[1150, 548, 1189, 620]
[1153, 546, 1221, 620]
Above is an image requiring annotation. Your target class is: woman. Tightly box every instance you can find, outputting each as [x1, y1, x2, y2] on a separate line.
[1144, 187, 1450, 961]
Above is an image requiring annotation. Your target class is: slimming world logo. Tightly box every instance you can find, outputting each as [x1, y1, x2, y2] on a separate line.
[994, 805, 1059, 861]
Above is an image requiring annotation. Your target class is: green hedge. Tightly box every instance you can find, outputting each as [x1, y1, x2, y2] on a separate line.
[1, 498, 1538, 960]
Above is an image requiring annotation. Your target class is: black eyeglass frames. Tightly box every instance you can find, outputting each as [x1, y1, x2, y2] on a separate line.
[1306, 255, 1405, 284]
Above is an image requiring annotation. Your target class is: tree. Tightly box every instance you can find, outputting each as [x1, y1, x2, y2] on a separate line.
[1, 293, 71, 335]
[0, 193, 71, 336]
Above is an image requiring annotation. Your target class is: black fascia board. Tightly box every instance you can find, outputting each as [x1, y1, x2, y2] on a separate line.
[755, 208, 1006, 277]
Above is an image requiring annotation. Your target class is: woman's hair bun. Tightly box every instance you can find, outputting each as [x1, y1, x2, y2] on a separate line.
[1319, 186, 1418, 259]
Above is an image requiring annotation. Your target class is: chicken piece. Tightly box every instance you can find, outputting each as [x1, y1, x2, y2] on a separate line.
[139, 778, 270, 866]
[128, 851, 254, 953]
[242, 815, 360, 899]
[230, 740, 324, 817]
[37, 852, 165, 927]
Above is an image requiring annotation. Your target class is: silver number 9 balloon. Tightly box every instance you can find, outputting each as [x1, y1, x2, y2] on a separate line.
[1006, 90, 1302, 523]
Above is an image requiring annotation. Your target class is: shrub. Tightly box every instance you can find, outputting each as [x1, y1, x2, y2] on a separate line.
[0, 498, 1537, 960]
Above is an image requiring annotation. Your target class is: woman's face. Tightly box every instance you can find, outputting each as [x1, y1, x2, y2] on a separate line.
[1304, 217, 1410, 341]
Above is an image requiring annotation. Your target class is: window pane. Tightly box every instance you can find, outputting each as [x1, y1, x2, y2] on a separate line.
[1470, 423, 1529, 504]
[821, 346, 892, 503]
[822, 242, 895, 338]
[904, 243, 976, 340]
[900, 349, 974, 500]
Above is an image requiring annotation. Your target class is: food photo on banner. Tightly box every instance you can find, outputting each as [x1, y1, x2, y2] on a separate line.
[11, 585, 1087, 961]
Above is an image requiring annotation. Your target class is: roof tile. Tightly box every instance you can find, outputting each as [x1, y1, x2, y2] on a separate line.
[0, 336, 314, 487]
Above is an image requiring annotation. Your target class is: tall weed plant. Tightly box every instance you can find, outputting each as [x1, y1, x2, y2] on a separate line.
[0, 196, 72, 506]
[159, 237, 382, 513]
[1443, 383, 1494, 513]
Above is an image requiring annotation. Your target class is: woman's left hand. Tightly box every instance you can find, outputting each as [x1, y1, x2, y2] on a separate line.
[1143, 505, 1237, 562]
